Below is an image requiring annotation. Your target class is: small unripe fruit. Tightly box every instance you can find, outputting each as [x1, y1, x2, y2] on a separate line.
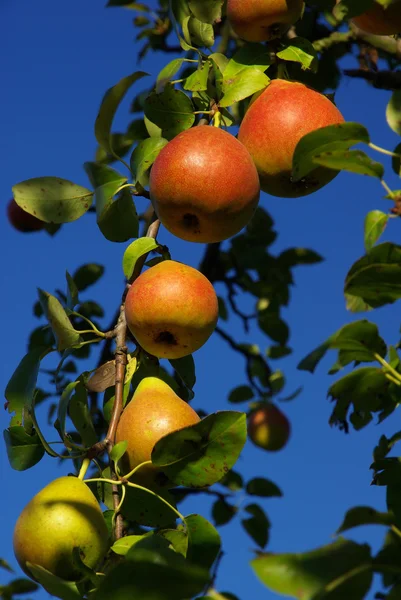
[149, 126, 260, 243]
[13, 476, 109, 581]
[238, 79, 345, 198]
[227, 0, 304, 42]
[7, 199, 44, 232]
[248, 404, 290, 451]
[125, 260, 219, 359]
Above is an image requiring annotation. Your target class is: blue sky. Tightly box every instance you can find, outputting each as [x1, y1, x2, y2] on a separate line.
[2, 1, 401, 599]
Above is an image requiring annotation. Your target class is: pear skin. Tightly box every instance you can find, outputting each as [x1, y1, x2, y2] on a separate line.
[227, 0, 304, 42]
[116, 377, 200, 478]
[125, 260, 219, 359]
[13, 476, 109, 581]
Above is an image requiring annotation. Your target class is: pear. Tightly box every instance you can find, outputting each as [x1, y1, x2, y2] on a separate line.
[116, 377, 200, 480]
[13, 476, 109, 581]
[248, 404, 290, 452]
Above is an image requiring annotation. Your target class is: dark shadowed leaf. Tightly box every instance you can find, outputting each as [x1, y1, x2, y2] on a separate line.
[4, 426, 45, 470]
[65, 272, 79, 310]
[68, 381, 98, 447]
[219, 469, 243, 491]
[87, 360, 116, 393]
[73, 264, 105, 291]
[96, 186, 139, 242]
[5, 348, 45, 426]
[228, 385, 254, 404]
[337, 506, 393, 533]
[185, 514, 221, 570]
[345, 243, 401, 308]
[12, 178, 93, 223]
[241, 503, 270, 548]
[251, 538, 372, 599]
[169, 355, 196, 389]
[152, 411, 247, 488]
[6, 577, 38, 594]
[313, 149, 384, 178]
[212, 498, 237, 526]
[246, 477, 282, 498]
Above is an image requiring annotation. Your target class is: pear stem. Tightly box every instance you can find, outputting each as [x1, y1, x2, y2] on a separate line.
[78, 458, 91, 480]
[124, 460, 153, 480]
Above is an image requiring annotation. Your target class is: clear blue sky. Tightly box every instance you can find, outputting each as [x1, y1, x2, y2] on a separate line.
[1, 1, 401, 599]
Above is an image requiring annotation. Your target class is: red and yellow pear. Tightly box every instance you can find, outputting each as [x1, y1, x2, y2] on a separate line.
[238, 79, 345, 198]
[7, 198, 44, 232]
[149, 126, 260, 243]
[348, 0, 401, 35]
[227, 0, 304, 42]
[13, 476, 109, 581]
[248, 404, 290, 451]
[125, 259, 218, 359]
[116, 376, 200, 480]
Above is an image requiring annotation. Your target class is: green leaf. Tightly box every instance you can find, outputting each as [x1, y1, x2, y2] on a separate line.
[187, 17, 214, 47]
[95, 71, 148, 159]
[184, 61, 211, 92]
[298, 320, 386, 373]
[337, 506, 393, 533]
[220, 68, 269, 108]
[93, 540, 209, 600]
[26, 563, 81, 600]
[84, 161, 127, 188]
[110, 440, 128, 464]
[96, 184, 139, 243]
[122, 237, 160, 279]
[130, 137, 168, 187]
[292, 122, 370, 182]
[188, 0, 224, 23]
[386, 90, 401, 135]
[7, 577, 39, 594]
[185, 514, 221, 570]
[276, 37, 318, 71]
[12, 177, 93, 223]
[228, 385, 254, 404]
[69, 381, 98, 447]
[224, 44, 272, 80]
[345, 243, 401, 308]
[157, 59, 187, 93]
[0, 559, 13, 572]
[73, 264, 105, 292]
[251, 538, 373, 600]
[144, 86, 195, 140]
[313, 149, 384, 178]
[169, 355, 196, 390]
[345, 293, 373, 313]
[38, 290, 82, 352]
[152, 411, 247, 488]
[364, 210, 389, 253]
[4, 426, 45, 471]
[246, 477, 282, 498]
[241, 503, 270, 548]
[5, 348, 45, 426]
[111, 533, 153, 556]
[333, 0, 375, 19]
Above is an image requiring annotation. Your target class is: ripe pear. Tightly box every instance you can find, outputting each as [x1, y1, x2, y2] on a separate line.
[13, 476, 109, 581]
[227, 0, 304, 42]
[116, 377, 200, 479]
[7, 198, 44, 232]
[125, 260, 218, 359]
[350, 0, 401, 35]
[248, 404, 290, 451]
[149, 126, 260, 243]
[238, 79, 345, 198]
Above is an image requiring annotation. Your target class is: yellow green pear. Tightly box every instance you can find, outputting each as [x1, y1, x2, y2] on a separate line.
[13, 476, 109, 581]
[116, 376, 200, 481]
